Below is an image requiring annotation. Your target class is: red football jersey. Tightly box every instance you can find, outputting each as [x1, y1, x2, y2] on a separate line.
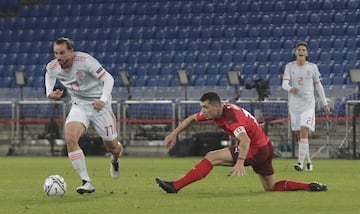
[196, 103, 269, 158]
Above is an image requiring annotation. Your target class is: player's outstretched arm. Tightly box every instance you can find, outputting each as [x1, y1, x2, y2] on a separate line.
[164, 113, 197, 148]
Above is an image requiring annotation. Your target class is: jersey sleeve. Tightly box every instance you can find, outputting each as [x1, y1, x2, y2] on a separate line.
[313, 64, 321, 83]
[85, 53, 106, 79]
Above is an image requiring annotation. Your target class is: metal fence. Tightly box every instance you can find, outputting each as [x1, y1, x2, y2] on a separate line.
[0, 99, 356, 158]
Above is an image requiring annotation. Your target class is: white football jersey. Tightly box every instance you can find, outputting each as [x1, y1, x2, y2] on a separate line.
[46, 51, 109, 107]
[283, 61, 322, 113]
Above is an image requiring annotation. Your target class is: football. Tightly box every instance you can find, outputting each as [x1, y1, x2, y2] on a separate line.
[43, 175, 67, 196]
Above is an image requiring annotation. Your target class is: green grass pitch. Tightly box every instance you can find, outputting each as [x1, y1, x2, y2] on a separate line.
[1, 156, 359, 214]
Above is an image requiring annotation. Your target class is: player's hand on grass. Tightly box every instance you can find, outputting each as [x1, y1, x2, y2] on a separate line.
[229, 162, 247, 177]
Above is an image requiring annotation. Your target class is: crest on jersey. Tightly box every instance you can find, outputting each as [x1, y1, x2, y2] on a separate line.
[76, 70, 85, 79]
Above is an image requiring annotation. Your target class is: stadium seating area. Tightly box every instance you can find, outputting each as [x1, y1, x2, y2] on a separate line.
[0, 0, 359, 102]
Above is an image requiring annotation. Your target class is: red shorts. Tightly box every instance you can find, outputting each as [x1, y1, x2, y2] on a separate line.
[229, 142, 274, 176]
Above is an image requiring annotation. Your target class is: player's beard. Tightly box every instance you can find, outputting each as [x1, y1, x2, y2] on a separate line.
[58, 58, 71, 69]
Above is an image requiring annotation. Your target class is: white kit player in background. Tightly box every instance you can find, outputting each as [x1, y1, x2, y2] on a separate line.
[282, 41, 330, 172]
[45, 37, 123, 194]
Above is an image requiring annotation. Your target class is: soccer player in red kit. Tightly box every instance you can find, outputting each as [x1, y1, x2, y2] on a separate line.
[155, 92, 327, 193]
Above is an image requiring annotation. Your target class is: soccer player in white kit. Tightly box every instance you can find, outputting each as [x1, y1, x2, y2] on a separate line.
[282, 42, 330, 171]
[45, 37, 123, 194]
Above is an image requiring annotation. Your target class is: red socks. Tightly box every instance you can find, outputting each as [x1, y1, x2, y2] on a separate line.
[173, 158, 213, 191]
[274, 180, 310, 191]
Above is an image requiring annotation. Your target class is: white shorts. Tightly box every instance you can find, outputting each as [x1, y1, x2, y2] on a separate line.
[65, 104, 118, 141]
[289, 108, 315, 132]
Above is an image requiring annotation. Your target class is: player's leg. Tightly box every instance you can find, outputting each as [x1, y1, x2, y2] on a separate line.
[65, 107, 94, 194]
[290, 111, 305, 171]
[91, 107, 122, 179]
[103, 139, 123, 179]
[300, 109, 315, 171]
[156, 146, 234, 193]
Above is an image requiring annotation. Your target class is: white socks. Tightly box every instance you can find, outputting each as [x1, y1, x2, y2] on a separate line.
[298, 138, 311, 166]
[68, 149, 91, 182]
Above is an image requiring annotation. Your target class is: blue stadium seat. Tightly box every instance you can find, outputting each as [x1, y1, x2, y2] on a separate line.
[174, 40, 187, 51]
[285, 13, 296, 24]
[223, 27, 235, 38]
[146, 76, 159, 86]
[334, 12, 345, 23]
[195, 64, 207, 75]
[321, 0, 334, 10]
[248, 26, 260, 37]
[320, 37, 333, 49]
[260, 14, 272, 25]
[159, 65, 172, 76]
[332, 63, 344, 74]
[332, 51, 345, 63]
[332, 76, 345, 85]
[319, 52, 332, 63]
[281, 50, 295, 62]
[321, 76, 331, 85]
[222, 39, 234, 50]
[272, 12, 286, 24]
[270, 50, 282, 62]
[296, 25, 308, 37]
[318, 63, 332, 75]
[345, 51, 358, 63]
[207, 63, 219, 75]
[170, 77, 180, 86]
[308, 49, 320, 62]
[232, 51, 245, 63]
[186, 40, 198, 51]
[136, 65, 148, 76]
[218, 76, 229, 86]
[157, 76, 171, 87]
[283, 25, 296, 37]
[219, 63, 233, 74]
[201, 14, 214, 26]
[200, 28, 211, 39]
[245, 50, 258, 63]
[309, 13, 320, 24]
[242, 64, 257, 75]
[210, 40, 221, 51]
[198, 40, 210, 51]
[346, 0, 359, 9]
[234, 40, 246, 50]
[184, 52, 197, 63]
[333, 38, 345, 49]
[206, 75, 219, 86]
[258, 39, 270, 50]
[283, 39, 294, 49]
[270, 38, 283, 49]
[273, 1, 285, 11]
[259, 25, 272, 37]
[345, 37, 358, 49]
[220, 52, 232, 63]
[194, 76, 206, 86]
[320, 25, 333, 36]
[245, 39, 258, 50]
[256, 64, 268, 74]
[257, 51, 269, 63]
[346, 25, 358, 36]
[173, 52, 185, 63]
[197, 52, 208, 63]
[320, 11, 334, 24]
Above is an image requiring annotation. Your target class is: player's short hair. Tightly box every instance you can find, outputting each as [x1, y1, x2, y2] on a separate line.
[54, 37, 74, 50]
[295, 41, 308, 50]
[200, 92, 221, 105]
